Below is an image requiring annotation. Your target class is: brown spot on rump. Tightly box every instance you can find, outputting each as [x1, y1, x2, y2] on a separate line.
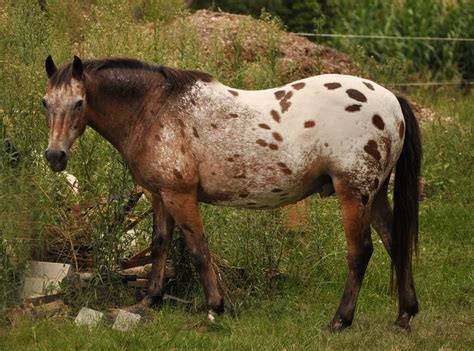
[274, 90, 286, 100]
[256, 139, 268, 147]
[233, 154, 240, 158]
[304, 120, 315, 128]
[372, 114, 385, 130]
[155, 134, 161, 141]
[364, 140, 381, 161]
[280, 91, 293, 113]
[177, 119, 185, 128]
[229, 113, 238, 118]
[210, 123, 218, 129]
[292, 82, 305, 90]
[239, 193, 249, 198]
[173, 169, 184, 179]
[190, 98, 196, 105]
[271, 110, 281, 123]
[180, 129, 186, 137]
[226, 157, 234, 162]
[192, 127, 199, 138]
[269, 143, 279, 150]
[258, 123, 271, 130]
[363, 81, 375, 90]
[228, 90, 239, 96]
[324, 82, 341, 90]
[272, 132, 283, 142]
[272, 188, 283, 192]
[346, 89, 367, 103]
[345, 104, 362, 112]
[399, 121, 405, 138]
[180, 144, 186, 154]
[324, 142, 329, 147]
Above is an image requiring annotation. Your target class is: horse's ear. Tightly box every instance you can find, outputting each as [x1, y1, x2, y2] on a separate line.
[45, 55, 57, 78]
[72, 55, 83, 81]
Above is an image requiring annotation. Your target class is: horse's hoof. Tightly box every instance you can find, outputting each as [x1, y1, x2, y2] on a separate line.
[394, 312, 412, 332]
[117, 303, 153, 320]
[327, 318, 351, 332]
[207, 310, 217, 322]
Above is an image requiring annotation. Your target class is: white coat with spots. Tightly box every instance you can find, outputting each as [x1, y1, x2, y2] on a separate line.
[182, 74, 404, 208]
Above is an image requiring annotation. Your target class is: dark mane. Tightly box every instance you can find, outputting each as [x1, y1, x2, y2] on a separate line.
[49, 58, 213, 92]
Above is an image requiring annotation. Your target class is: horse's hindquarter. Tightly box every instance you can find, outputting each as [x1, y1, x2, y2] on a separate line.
[188, 75, 405, 208]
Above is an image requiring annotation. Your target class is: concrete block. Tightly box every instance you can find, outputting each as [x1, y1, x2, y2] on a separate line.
[112, 310, 141, 331]
[21, 261, 72, 299]
[75, 307, 104, 327]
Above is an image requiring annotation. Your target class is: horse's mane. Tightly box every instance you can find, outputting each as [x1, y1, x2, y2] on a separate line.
[49, 58, 213, 92]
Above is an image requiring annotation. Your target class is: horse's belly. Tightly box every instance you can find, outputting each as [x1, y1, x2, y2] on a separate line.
[197, 159, 332, 209]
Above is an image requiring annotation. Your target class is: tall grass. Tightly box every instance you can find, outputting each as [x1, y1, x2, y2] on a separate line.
[322, 0, 474, 82]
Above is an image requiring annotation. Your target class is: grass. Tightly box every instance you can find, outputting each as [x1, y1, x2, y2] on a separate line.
[0, 1, 473, 349]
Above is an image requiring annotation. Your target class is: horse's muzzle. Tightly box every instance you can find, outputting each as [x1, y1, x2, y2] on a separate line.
[45, 149, 68, 172]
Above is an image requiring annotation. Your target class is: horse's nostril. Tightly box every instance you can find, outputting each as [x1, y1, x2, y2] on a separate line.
[45, 149, 67, 163]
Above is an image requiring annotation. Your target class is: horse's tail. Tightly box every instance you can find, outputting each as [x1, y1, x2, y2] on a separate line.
[392, 96, 422, 313]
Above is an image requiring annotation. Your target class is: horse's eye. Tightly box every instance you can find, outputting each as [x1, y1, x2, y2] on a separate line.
[73, 100, 83, 110]
[41, 98, 47, 109]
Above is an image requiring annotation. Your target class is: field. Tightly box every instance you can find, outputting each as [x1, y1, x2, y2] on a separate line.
[0, 1, 473, 350]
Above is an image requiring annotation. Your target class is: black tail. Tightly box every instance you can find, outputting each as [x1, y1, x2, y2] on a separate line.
[392, 96, 422, 314]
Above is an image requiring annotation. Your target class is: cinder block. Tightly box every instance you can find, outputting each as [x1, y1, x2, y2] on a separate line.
[21, 261, 72, 299]
[112, 310, 141, 331]
[75, 307, 104, 327]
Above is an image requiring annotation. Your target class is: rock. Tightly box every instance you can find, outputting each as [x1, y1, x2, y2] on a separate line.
[21, 261, 72, 299]
[112, 310, 141, 331]
[75, 307, 104, 327]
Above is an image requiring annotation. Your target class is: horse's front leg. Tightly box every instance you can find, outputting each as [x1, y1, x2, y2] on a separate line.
[139, 194, 175, 307]
[160, 189, 224, 319]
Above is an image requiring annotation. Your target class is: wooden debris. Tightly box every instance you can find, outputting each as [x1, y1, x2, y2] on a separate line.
[6, 300, 68, 324]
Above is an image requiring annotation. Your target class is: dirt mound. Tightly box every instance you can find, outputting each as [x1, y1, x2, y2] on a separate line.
[187, 10, 358, 77]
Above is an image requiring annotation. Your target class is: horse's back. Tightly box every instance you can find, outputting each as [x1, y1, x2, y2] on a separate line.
[187, 74, 404, 207]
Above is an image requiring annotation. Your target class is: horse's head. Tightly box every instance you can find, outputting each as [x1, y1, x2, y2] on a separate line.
[43, 55, 87, 172]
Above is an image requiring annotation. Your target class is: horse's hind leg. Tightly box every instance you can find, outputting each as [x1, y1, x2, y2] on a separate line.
[370, 178, 393, 256]
[370, 179, 418, 329]
[329, 178, 373, 332]
[160, 189, 224, 318]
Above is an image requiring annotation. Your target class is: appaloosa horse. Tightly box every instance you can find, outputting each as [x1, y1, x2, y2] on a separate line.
[42, 56, 421, 331]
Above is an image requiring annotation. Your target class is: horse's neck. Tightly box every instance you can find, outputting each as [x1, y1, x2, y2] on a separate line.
[85, 88, 149, 155]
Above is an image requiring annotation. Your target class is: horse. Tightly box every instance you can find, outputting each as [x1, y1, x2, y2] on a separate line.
[42, 56, 421, 331]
